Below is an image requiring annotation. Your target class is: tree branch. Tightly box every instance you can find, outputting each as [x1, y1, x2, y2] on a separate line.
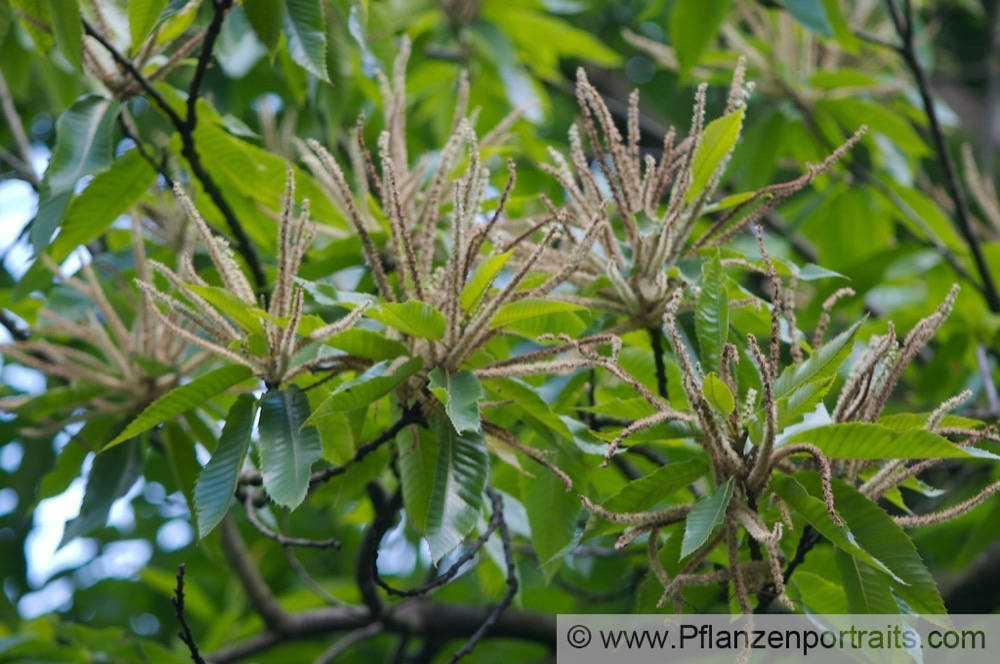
[219, 516, 292, 631]
[171, 564, 206, 664]
[81, 8, 267, 294]
[884, 0, 1000, 312]
[243, 493, 342, 550]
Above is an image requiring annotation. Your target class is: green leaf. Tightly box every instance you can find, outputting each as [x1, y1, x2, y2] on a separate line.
[680, 478, 734, 559]
[686, 108, 744, 201]
[488, 298, 586, 329]
[368, 301, 446, 340]
[695, 251, 728, 373]
[307, 357, 422, 425]
[426, 416, 489, 562]
[44, 95, 121, 196]
[670, 0, 730, 77]
[181, 283, 265, 336]
[47, 0, 81, 69]
[11, 0, 52, 51]
[244, 0, 282, 53]
[128, 0, 168, 49]
[593, 459, 708, 534]
[787, 423, 980, 459]
[284, 0, 329, 82]
[797, 471, 946, 614]
[833, 548, 898, 614]
[258, 387, 323, 510]
[323, 328, 408, 360]
[397, 425, 438, 534]
[484, 377, 573, 441]
[461, 250, 512, 312]
[777, 373, 835, 431]
[785, 0, 832, 37]
[61, 439, 143, 546]
[162, 420, 200, 517]
[702, 372, 735, 415]
[428, 368, 485, 435]
[520, 468, 580, 580]
[105, 365, 254, 450]
[194, 395, 256, 538]
[773, 318, 863, 400]
[821, 0, 859, 52]
[770, 474, 901, 581]
[49, 149, 156, 262]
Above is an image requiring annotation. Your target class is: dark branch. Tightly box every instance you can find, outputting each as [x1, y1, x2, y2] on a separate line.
[443, 486, 519, 663]
[0, 309, 29, 341]
[82, 8, 267, 294]
[219, 516, 292, 631]
[648, 326, 669, 400]
[243, 493, 342, 549]
[171, 564, 206, 664]
[374, 490, 501, 599]
[884, 0, 1000, 313]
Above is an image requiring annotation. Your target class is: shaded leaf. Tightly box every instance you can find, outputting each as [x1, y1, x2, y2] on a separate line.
[520, 467, 579, 581]
[785, 0, 832, 37]
[397, 425, 438, 534]
[194, 395, 256, 538]
[284, 0, 329, 82]
[426, 416, 489, 562]
[243, 0, 282, 53]
[592, 458, 708, 535]
[61, 439, 143, 546]
[681, 477, 734, 559]
[258, 387, 323, 509]
[47, 0, 81, 69]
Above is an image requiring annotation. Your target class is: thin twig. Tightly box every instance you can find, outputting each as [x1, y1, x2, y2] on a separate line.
[313, 622, 384, 664]
[444, 486, 518, 663]
[648, 326, 669, 400]
[243, 494, 342, 549]
[171, 564, 207, 664]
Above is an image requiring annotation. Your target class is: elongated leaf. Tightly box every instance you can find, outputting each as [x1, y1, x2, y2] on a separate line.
[592, 459, 708, 535]
[787, 422, 977, 459]
[45, 95, 121, 196]
[687, 108, 744, 201]
[105, 365, 254, 450]
[128, 0, 168, 49]
[786, 0, 832, 37]
[777, 373, 835, 431]
[162, 420, 200, 516]
[488, 298, 585, 329]
[258, 387, 323, 509]
[426, 416, 489, 562]
[244, 0, 282, 52]
[369, 301, 446, 340]
[397, 426, 438, 534]
[194, 395, 256, 538]
[774, 318, 863, 400]
[680, 477, 734, 559]
[429, 368, 485, 435]
[797, 471, 946, 614]
[695, 251, 728, 373]
[484, 377, 573, 441]
[11, 0, 52, 51]
[702, 372, 735, 415]
[324, 328, 408, 360]
[50, 149, 156, 261]
[834, 548, 898, 614]
[461, 250, 513, 312]
[284, 0, 329, 82]
[307, 357, 422, 425]
[61, 439, 143, 547]
[670, 0, 730, 77]
[520, 468, 579, 580]
[770, 474, 901, 581]
[47, 0, 81, 68]
[182, 283, 265, 335]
